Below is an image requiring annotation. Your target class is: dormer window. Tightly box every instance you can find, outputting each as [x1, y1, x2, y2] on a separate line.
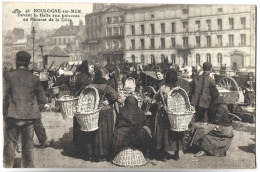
[183, 9, 189, 14]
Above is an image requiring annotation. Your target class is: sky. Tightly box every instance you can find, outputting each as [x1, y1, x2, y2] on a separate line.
[2, 2, 93, 34]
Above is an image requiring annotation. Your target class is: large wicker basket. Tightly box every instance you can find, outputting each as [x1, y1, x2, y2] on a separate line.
[74, 86, 100, 132]
[75, 108, 100, 132]
[57, 95, 77, 119]
[166, 87, 195, 132]
[124, 77, 136, 92]
[112, 147, 148, 167]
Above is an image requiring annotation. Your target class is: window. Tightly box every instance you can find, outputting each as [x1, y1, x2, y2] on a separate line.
[131, 39, 135, 49]
[172, 22, 175, 33]
[229, 35, 234, 46]
[151, 14, 155, 18]
[195, 20, 200, 31]
[196, 36, 200, 47]
[132, 55, 135, 64]
[161, 23, 165, 33]
[161, 55, 165, 64]
[206, 54, 211, 63]
[141, 55, 145, 65]
[241, 17, 246, 29]
[161, 38, 165, 49]
[172, 54, 176, 64]
[218, 8, 223, 12]
[140, 39, 145, 49]
[63, 38, 66, 44]
[113, 27, 119, 36]
[217, 19, 222, 30]
[107, 17, 112, 24]
[206, 36, 211, 47]
[54, 38, 57, 45]
[217, 35, 222, 46]
[241, 34, 246, 46]
[217, 53, 223, 65]
[113, 40, 118, 49]
[107, 27, 112, 36]
[206, 20, 211, 31]
[59, 38, 61, 45]
[119, 16, 124, 23]
[229, 18, 234, 29]
[171, 38, 176, 48]
[183, 9, 189, 14]
[151, 54, 155, 65]
[68, 38, 71, 43]
[120, 26, 124, 35]
[150, 38, 155, 49]
[183, 37, 188, 48]
[183, 22, 188, 32]
[131, 26, 135, 35]
[183, 54, 188, 66]
[151, 24, 155, 34]
[141, 25, 145, 35]
[196, 54, 200, 65]
[112, 16, 119, 23]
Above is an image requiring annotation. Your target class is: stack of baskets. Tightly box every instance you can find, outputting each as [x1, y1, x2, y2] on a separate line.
[112, 147, 148, 167]
[57, 95, 78, 119]
[165, 87, 195, 132]
[74, 86, 100, 132]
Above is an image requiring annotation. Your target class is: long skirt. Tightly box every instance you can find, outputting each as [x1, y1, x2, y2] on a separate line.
[154, 106, 186, 152]
[189, 122, 234, 156]
[112, 126, 151, 156]
[73, 108, 114, 158]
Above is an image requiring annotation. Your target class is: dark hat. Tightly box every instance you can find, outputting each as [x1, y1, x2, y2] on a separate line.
[165, 69, 178, 84]
[16, 51, 31, 64]
[203, 62, 212, 71]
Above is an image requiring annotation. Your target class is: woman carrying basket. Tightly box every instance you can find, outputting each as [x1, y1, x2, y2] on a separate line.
[92, 67, 121, 162]
[154, 69, 186, 161]
[73, 60, 94, 157]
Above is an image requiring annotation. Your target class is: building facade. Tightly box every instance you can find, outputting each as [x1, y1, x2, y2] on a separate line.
[85, 4, 256, 71]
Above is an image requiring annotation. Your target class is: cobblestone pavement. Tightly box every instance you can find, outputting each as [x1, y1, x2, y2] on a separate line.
[14, 111, 256, 169]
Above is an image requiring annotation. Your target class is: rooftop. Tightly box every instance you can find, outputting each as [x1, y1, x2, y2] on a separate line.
[52, 25, 80, 37]
[47, 46, 69, 57]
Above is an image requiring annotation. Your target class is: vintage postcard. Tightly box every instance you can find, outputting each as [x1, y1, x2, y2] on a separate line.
[2, 1, 257, 169]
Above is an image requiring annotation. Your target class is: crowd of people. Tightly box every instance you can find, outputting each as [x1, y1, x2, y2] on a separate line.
[3, 50, 236, 168]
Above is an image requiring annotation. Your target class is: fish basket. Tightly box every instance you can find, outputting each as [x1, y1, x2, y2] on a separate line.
[39, 71, 49, 81]
[74, 108, 100, 132]
[124, 77, 136, 92]
[74, 86, 100, 132]
[166, 87, 195, 132]
[112, 147, 148, 167]
[57, 95, 78, 119]
[49, 86, 60, 95]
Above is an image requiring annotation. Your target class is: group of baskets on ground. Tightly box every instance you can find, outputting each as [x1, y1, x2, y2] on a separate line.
[56, 77, 195, 167]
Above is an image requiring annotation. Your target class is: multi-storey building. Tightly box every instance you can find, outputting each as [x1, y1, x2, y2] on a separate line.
[85, 4, 256, 71]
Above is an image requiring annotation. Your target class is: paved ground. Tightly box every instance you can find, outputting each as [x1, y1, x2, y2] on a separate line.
[14, 111, 256, 169]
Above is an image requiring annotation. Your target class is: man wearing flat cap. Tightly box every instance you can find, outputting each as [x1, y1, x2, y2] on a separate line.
[189, 62, 219, 123]
[3, 51, 46, 167]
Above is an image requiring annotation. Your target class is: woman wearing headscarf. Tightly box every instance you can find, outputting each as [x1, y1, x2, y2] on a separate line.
[91, 67, 120, 161]
[112, 96, 152, 157]
[73, 60, 94, 155]
[189, 93, 234, 157]
[153, 69, 186, 161]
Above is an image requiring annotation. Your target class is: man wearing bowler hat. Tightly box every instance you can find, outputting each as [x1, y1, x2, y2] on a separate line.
[189, 62, 219, 123]
[3, 51, 46, 167]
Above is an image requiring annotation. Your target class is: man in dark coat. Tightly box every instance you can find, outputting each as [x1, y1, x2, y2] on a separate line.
[3, 51, 46, 168]
[189, 62, 218, 122]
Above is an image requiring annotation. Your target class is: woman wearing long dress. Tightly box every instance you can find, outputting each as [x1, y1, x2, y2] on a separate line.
[112, 96, 152, 158]
[73, 60, 94, 157]
[92, 67, 120, 161]
[153, 69, 186, 161]
[189, 95, 234, 157]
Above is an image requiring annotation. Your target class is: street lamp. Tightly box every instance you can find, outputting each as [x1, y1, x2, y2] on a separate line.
[31, 26, 36, 68]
